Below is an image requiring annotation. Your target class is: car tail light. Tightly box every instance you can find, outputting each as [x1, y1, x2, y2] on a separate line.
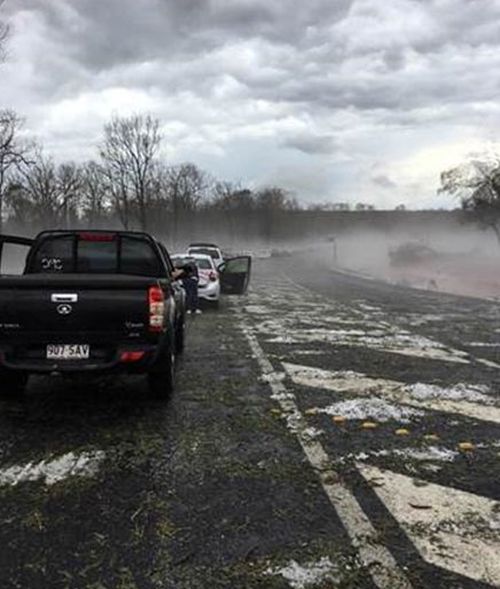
[209, 271, 218, 282]
[120, 351, 146, 362]
[148, 285, 165, 332]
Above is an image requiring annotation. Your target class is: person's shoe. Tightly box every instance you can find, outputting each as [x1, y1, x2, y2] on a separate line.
[186, 310, 192, 315]
[195, 309, 202, 315]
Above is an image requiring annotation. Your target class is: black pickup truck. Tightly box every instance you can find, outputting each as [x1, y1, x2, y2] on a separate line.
[0, 230, 189, 399]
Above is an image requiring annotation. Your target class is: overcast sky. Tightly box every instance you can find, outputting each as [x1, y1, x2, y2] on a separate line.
[2, 0, 500, 209]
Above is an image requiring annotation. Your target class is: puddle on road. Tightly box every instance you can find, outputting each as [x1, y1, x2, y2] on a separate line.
[0, 450, 105, 487]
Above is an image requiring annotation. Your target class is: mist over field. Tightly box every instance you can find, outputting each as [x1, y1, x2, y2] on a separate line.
[295, 220, 500, 300]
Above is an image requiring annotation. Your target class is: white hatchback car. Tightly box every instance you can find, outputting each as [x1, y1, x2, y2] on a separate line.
[171, 253, 221, 307]
[187, 243, 224, 269]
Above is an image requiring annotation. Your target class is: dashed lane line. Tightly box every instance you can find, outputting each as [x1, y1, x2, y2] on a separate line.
[238, 311, 414, 589]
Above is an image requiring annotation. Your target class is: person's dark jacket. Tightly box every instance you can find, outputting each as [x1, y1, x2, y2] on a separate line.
[181, 261, 199, 282]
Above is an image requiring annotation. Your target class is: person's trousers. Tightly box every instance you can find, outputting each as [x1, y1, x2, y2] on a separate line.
[183, 278, 199, 311]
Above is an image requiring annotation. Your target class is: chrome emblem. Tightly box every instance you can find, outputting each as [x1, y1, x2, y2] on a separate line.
[57, 304, 72, 316]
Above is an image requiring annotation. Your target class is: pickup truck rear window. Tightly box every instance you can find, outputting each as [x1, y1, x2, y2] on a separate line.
[28, 234, 163, 277]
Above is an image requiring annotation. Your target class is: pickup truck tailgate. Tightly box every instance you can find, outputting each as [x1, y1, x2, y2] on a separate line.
[0, 274, 157, 332]
[0, 274, 165, 366]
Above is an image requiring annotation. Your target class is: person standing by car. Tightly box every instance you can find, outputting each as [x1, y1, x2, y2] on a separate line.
[181, 259, 202, 315]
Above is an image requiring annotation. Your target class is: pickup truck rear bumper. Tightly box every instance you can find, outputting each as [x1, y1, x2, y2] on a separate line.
[0, 344, 165, 375]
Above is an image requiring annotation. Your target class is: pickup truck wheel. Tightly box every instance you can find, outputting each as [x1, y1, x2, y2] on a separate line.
[148, 348, 174, 400]
[175, 319, 185, 355]
[0, 371, 28, 398]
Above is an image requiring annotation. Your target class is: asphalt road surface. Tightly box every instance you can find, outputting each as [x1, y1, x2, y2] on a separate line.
[1, 254, 500, 589]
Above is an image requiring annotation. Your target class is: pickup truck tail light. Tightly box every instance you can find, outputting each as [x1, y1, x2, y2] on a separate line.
[120, 351, 146, 362]
[148, 285, 165, 332]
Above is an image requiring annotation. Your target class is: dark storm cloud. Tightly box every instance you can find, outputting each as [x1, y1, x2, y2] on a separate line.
[12, 0, 351, 72]
[372, 174, 396, 189]
[7, 0, 500, 115]
[281, 132, 338, 155]
[3, 0, 500, 207]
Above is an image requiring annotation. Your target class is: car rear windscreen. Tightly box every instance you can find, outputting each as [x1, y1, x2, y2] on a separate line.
[189, 247, 218, 259]
[29, 234, 162, 277]
[195, 258, 212, 269]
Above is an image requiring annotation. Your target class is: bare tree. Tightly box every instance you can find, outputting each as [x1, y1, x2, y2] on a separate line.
[166, 163, 211, 244]
[14, 151, 60, 227]
[355, 202, 376, 211]
[439, 152, 500, 244]
[0, 0, 10, 64]
[80, 160, 109, 225]
[144, 161, 173, 234]
[12, 151, 82, 229]
[254, 186, 298, 242]
[57, 162, 82, 227]
[211, 182, 253, 211]
[100, 114, 161, 231]
[0, 110, 32, 232]
[255, 186, 297, 212]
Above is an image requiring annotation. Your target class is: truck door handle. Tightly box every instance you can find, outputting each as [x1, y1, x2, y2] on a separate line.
[51, 294, 78, 303]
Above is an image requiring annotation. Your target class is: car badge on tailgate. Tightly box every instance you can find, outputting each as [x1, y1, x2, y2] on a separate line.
[51, 294, 78, 316]
[51, 293, 78, 303]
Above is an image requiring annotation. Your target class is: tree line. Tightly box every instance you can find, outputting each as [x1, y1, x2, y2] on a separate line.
[0, 111, 303, 238]
[0, 110, 386, 245]
[4, 104, 500, 246]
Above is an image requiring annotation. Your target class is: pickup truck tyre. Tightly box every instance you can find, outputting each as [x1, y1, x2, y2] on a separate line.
[175, 318, 185, 355]
[0, 370, 28, 398]
[148, 341, 175, 400]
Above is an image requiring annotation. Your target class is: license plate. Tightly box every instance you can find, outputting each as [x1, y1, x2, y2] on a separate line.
[46, 344, 90, 360]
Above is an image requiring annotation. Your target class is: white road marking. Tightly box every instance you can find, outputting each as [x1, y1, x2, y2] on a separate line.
[358, 464, 500, 586]
[244, 304, 271, 315]
[251, 273, 500, 369]
[265, 328, 471, 364]
[265, 557, 339, 588]
[0, 451, 105, 487]
[310, 398, 424, 423]
[477, 358, 500, 370]
[283, 362, 500, 425]
[239, 313, 414, 589]
[334, 446, 458, 467]
[247, 270, 500, 584]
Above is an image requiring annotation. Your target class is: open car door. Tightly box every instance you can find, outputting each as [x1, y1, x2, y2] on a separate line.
[0, 235, 33, 275]
[219, 256, 252, 295]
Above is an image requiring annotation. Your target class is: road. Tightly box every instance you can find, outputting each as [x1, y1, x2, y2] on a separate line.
[1, 254, 500, 589]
